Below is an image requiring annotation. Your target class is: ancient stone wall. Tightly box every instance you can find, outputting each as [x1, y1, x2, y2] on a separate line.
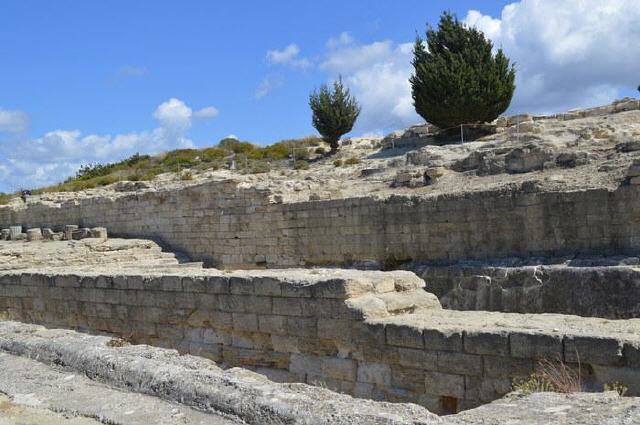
[413, 263, 640, 319]
[1, 182, 639, 269]
[2, 269, 639, 414]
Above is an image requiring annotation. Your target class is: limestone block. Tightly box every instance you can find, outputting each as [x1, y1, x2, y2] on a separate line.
[424, 371, 465, 398]
[437, 351, 483, 376]
[483, 355, 533, 378]
[0, 229, 9, 240]
[90, 227, 108, 239]
[41, 228, 55, 240]
[391, 365, 426, 392]
[286, 317, 317, 338]
[627, 164, 640, 177]
[26, 228, 42, 241]
[272, 297, 302, 316]
[424, 329, 463, 352]
[564, 335, 623, 365]
[510, 332, 563, 359]
[386, 324, 424, 349]
[290, 353, 322, 377]
[322, 357, 357, 381]
[258, 315, 287, 335]
[356, 362, 391, 386]
[64, 225, 78, 240]
[232, 313, 259, 332]
[9, 226, 22, 240]
[396, 347, 437, 369]
[464, 331, 509, 356]
[71, 227, 91, 240]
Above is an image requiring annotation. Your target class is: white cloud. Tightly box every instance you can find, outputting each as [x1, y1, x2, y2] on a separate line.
[193, 106, 219, 119]
[463, 0, 640, 114]
[321, 38, 420, 134]
[326, 32, 354, 49]
[153, 98, 218, 130]
[0, 98, 216, 192]
[0, 108, 28, 133]
[255, 74, 284, 99]
[153, 98, 193, 130]
[266, 43, 311, 69]
[315, 1, 640, 136]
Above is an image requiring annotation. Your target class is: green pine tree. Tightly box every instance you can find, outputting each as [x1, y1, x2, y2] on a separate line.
[309, 77, 361, 154]
[410, 12, 516, 130]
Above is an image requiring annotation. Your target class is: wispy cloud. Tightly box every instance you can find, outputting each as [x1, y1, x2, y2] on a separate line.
[0, 108, 29, 134]
[266, 43, 311, 69]
[255, 74, 284, 99]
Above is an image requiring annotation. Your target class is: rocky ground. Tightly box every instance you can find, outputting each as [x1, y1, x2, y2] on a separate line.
[3, 99, 639, 208]
[0, 239, 201, 271]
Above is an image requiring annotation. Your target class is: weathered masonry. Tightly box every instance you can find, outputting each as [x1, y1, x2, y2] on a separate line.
[1, 183, 639, 268]
[2, 269, 639, 414]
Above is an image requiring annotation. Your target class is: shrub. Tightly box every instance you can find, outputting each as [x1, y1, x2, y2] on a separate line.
[74, 162, 113, 180]
[246, 161, 271, 174]
[410, 12, 515, 129]
[294, 160, 309, 170]
[162, 149, 200, 167]
[344, 157, 361, 166]
[333, 159, 343, 167]
[315, 147, 327, 155]
[123, 152, 150, 167]
[513, 357, 582, 395]
[309, 77, 361, 154]
[604, 382, 629, 396]
[218, 138, 257, 155]
[180, 170, 193, 181]
[0, 193, 13, 205]
[201, 147, 227, 162]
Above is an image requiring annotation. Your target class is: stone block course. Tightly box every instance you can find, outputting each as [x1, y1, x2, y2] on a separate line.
[2, 269, 640, 415]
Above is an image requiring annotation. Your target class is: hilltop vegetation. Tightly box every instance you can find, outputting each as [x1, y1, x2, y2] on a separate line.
[0, 136, 325, 203]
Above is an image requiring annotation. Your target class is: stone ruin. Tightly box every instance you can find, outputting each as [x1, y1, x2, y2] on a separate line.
[0, 224, 107, 242]
[1, 99, 640, 423]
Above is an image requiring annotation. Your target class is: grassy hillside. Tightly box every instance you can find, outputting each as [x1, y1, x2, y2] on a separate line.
[0, 136, 325, 204]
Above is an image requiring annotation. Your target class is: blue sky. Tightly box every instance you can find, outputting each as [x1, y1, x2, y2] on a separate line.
[0, 0, 638, 191]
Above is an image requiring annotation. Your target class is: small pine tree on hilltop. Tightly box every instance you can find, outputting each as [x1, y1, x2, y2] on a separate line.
[309, 77, 361, 154]
[410, 12, 516, 130]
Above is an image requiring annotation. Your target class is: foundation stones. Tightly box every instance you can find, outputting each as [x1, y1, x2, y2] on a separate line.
[26, 228, 42, 241]
[9, 226, 22, 241]
[64, 225, 78, 240]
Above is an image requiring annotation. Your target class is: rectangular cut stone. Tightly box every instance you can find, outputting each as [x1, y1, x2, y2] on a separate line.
[356, 362, 391, 386]
[437, 351, 483, 376]
[424, 329, 462, 352]
[322, 358, 357, 381]
[424, 371, 465, 399]
[464, 331, 509, 356]
[272, 297, 302, 316]
[397, 348, 437, 369]
[258, 315, 287, 335]
[564, 336, 623, 365]
[510, 332, 563, 359]
[391, 365, 425, 392]
[231, 313, 258, 332]
[386, 324, 424, 349]
[483, 355, 533, 378]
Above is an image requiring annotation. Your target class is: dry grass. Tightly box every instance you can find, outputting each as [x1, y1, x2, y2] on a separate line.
[513, 355, 582, 394]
